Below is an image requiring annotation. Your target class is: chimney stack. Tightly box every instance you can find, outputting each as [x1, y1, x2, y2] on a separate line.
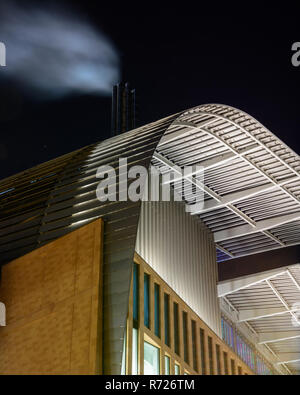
[111, 82, 136, 136]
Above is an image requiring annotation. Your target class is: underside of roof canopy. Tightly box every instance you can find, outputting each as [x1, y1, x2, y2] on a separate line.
[218, 264, 300, 375]
[154, 104, 300, 262]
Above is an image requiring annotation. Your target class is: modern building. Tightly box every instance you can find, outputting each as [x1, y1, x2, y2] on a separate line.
[0, 104, 299, 375]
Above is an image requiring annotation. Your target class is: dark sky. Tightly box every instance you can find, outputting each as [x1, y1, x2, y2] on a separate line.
[1, 1, 300, 180]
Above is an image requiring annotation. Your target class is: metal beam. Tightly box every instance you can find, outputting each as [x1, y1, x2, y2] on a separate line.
[217, 269, 287, 297]
[266, 279, 300, 327]
[259, 331, 300, 344]
[286, 269, 300, 293]
[276, 354, 300, 365]
[154, 152, 258, 229]
[190, 176, 299, 215]
[153, 151, 222, 202]
[183, 111, 300, 181]
[174, 120, 300, 208]
[162, 144, 260, 186]
[238, 307, 300, 322]
[214, 212, 300, 243]
[154, 151, 293, 252]
[216, 243, 235, 259]
[158, 117, 216, 146]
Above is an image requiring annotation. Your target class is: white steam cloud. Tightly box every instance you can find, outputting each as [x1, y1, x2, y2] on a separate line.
[0, 2, 120, 97]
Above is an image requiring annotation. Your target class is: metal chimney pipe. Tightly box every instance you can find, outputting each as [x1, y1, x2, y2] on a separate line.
[111, 82, 136, 136]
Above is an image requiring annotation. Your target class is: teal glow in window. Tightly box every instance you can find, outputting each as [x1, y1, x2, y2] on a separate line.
[182, 311, 189, 363]
[144, 273, 150, 328]
[174, 364, 180, 375]
[164, 294, 170, 347]
[133, 263, 139, 322]
[154, 283, 160, 338]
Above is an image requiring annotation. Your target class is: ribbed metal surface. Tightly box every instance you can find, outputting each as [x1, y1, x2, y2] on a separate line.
[0, 114, 178, 374]
[1, 103, 300, 373]
[136, 199, 221, 336]
[155, 104, 300, 261]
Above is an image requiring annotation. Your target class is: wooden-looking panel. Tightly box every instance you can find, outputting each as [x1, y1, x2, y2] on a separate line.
[0, 219, 103, 375]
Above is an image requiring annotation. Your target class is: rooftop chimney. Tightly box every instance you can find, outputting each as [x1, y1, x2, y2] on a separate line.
[111, 82, 136, 136]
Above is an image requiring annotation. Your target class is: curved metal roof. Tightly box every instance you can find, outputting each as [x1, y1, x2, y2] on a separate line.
[154, 104, 300, 262]
[1, 103, 300, 374]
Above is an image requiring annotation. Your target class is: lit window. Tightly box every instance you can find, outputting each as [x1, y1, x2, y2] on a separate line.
[174, 364, 180, 375]
[132, 328, 138, 375]
[164, 355, 170, 375]
[144, 341, 160, 375]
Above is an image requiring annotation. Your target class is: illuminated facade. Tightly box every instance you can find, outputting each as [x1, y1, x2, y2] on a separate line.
[0, 104, 300, 374]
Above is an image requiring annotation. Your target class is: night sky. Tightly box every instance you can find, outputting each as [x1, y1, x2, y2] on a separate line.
[1, 1, 300, 180]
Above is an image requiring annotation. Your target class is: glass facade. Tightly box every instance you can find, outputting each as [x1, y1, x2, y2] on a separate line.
[125, 257, 259, 376]
[221, 316, 274, 375]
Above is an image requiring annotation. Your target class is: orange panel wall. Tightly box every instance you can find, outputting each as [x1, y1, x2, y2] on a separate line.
[0, 219, 103, 375]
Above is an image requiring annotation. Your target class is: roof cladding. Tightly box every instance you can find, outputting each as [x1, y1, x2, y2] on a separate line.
[0, 103, 300, 266]
[1, 103, 300, 374]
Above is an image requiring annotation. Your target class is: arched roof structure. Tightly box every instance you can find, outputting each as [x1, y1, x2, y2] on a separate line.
[1, 103, 300, 373]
